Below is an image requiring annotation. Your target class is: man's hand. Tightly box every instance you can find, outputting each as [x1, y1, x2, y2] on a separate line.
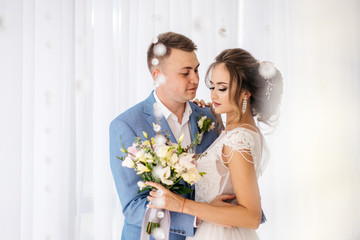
[210, 194, 236, 207]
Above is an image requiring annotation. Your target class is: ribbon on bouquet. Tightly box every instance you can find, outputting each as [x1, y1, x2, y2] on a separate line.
[140, 207, 170, 240]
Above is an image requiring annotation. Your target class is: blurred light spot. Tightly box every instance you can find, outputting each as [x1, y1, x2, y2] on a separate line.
[153, 103, 163, 118]
[194, 17, 204, 32]
[154, 135, 166, 145]
[44, 91, 51, 106]
[152, 58, 159, 66]
[219, 26, 227, 37]
[259, 62, 276, 79]
[152, 227, 165, 240]
[153, 43, 166, 57]
[154, 73, 166, 88]
[151, 14, 162, 23]
[0, 16, 4, 30]
[45, 14, 51, 21]
[152, 37, 159, 44]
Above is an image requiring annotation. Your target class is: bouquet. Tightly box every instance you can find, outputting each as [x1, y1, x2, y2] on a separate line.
[119, 116, 214, 239]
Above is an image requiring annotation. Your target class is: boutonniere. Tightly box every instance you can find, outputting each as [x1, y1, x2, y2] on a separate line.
[196, 115, 215, 144]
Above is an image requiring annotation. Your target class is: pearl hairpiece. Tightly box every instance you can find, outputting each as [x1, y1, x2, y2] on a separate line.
[258, 61, 276, 100]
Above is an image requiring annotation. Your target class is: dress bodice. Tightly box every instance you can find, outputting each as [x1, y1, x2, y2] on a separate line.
[195, 126, 269, 204]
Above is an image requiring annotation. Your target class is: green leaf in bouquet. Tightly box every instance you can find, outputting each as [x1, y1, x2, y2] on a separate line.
[137, 186, 151, 194]
[141, 172, 154, 182]
[146, 222, 159, 235]
[172, 185, 193, 195]
[199, 172, 206, 177]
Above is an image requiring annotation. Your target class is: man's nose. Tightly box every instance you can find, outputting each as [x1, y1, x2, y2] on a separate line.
[189, 71, 199, 84]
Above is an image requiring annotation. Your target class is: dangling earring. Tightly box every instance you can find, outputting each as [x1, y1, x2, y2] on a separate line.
[242, 98, 247, 114]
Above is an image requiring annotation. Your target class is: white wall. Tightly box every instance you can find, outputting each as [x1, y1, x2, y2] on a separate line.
[1, 0, 359, 239]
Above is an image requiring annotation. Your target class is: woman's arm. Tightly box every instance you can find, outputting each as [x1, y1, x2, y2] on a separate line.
[146, 145, 262, 229]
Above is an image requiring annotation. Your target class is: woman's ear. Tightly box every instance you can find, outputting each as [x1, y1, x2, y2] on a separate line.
[241, 89, 251, 99]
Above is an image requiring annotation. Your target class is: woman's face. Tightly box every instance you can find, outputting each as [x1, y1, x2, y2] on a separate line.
[209, 63, 235, 115]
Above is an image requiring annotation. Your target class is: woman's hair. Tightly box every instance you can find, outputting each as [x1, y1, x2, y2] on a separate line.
[147, 32, 197, 73]
[205, 48, 283, 126]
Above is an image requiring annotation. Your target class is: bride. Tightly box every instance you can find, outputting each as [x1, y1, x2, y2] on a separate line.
[147, 48, 283, 239]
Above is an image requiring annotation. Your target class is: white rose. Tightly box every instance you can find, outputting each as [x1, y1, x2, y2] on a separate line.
[209, 122, 215, 131]
[160, 166, 173, 185]
[136, 163, 150, 174]
[122, 156, 135, 168]
[135, 149, 145, 159]
[169, 154, 178, 166]
[144, 153, 154, 163]
[179, 153, 195, 169]
[161, 178, 174, 185]
[198, 118, 204, 129]
[137, 181, 147, 190]
[182, 167, 200, 184]
[152, 165, 173, 185]
[155, 145, 170, 159]
[173, 163, 185, 174]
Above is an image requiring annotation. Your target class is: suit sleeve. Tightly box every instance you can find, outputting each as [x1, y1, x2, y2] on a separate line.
[110, 118, 148, 226]
[109, 118, 196, 236]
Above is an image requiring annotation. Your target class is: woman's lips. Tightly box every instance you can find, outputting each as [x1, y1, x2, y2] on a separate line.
[213, 102, 221, 107]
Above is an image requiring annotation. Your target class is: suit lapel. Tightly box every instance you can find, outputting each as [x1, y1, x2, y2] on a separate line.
[189, 105, 200, 141]
[143, 91, 177, 143]
[189, 104, 201, 154]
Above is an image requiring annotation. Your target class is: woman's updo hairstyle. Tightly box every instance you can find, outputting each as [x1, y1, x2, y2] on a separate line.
[205, 48, 283, 126]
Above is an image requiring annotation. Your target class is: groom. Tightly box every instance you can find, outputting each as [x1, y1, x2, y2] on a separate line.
[109, 32, 220, 239]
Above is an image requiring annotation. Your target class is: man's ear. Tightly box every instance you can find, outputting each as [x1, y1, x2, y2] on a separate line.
[152, 69, 160, 80]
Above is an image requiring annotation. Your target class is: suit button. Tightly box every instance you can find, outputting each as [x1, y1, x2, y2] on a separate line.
[181, 230, 185, 234]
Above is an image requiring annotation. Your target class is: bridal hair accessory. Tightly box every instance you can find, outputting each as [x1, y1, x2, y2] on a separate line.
[258, 61, 276, 100]
[242, 98, 247, 114]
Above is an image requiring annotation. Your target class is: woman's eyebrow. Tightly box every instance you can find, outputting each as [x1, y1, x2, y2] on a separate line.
[210, 80, 228, 85]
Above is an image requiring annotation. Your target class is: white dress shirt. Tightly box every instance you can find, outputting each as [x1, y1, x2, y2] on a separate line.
[153, 91, 192, 148]
[154, 91, 200, 227]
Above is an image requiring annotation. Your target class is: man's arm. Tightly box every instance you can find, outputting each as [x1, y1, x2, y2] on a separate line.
[110, 118, 149, 226]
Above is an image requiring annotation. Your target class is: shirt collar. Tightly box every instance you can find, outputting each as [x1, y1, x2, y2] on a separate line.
[153, 91, 192, 124]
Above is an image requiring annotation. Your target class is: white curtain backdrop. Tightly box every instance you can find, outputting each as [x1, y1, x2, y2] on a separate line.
[1, 0, 359, 240]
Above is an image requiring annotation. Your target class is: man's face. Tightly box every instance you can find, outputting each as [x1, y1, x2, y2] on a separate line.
[156, 48, 200, 103]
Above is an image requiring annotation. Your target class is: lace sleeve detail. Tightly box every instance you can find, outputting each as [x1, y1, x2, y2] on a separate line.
[221, 129, 255, 164]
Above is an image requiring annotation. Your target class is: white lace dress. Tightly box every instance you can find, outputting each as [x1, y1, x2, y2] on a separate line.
[187, 126, 269, 240]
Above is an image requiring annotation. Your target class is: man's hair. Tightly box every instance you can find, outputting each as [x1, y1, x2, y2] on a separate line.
[147, 32, 197, 73]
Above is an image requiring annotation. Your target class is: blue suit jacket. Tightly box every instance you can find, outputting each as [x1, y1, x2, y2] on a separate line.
[110, 92, 220, 240]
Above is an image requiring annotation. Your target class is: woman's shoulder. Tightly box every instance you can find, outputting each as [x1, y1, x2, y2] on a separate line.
[222, 125, 260, 150]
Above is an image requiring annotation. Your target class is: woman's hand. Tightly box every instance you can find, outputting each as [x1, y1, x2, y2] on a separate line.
[193, 98, 211, 108]
[146, 182, 185, 213]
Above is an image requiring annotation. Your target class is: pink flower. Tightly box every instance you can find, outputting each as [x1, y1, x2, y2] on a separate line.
[128, 143, 139, 155]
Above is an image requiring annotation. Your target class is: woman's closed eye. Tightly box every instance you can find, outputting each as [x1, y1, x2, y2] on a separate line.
[209, 87, 227, 92]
